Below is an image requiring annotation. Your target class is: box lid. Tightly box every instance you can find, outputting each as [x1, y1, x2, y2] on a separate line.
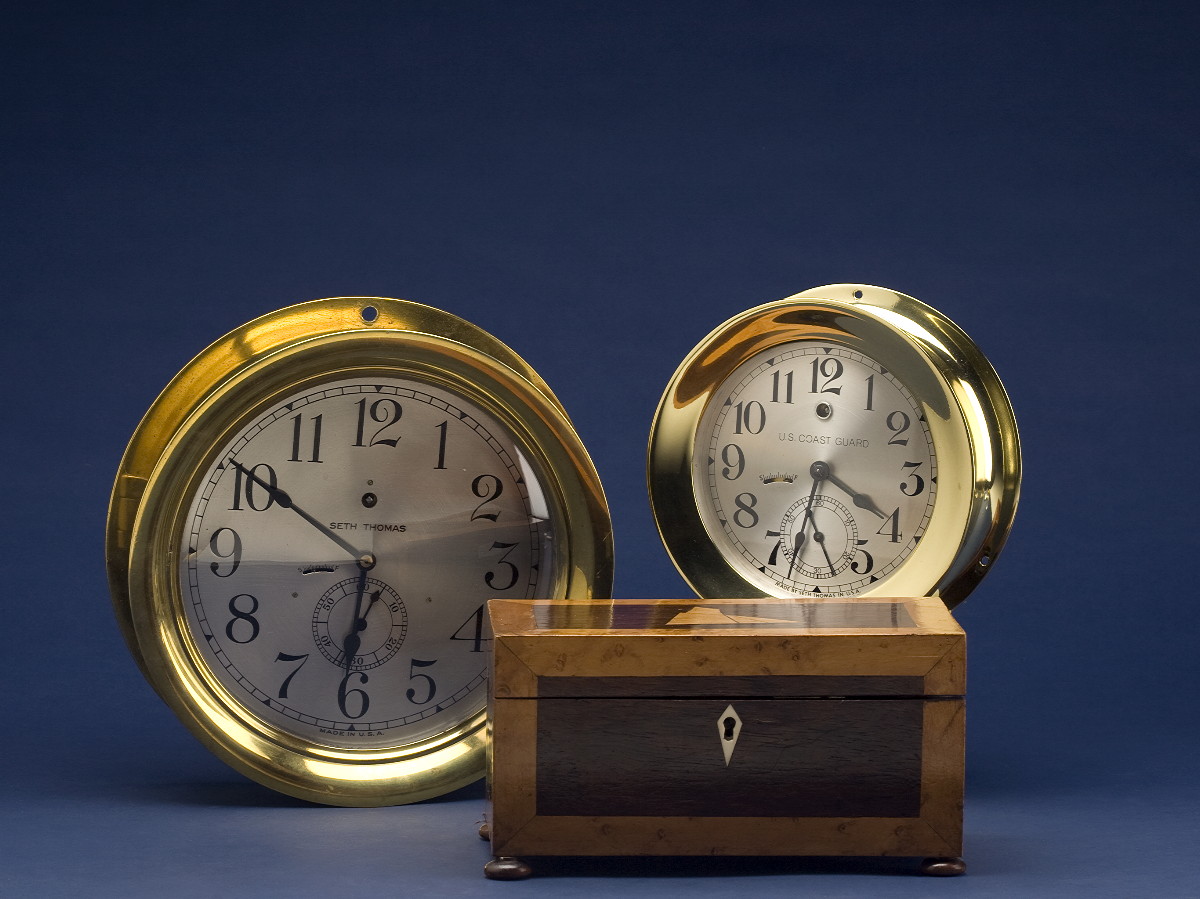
[490, 597, 964, 699]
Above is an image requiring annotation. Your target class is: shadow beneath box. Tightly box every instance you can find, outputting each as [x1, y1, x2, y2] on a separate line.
[512, 854, 938, 880]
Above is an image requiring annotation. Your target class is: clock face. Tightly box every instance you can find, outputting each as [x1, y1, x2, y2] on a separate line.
[180, 375, 556, 750]
[693, 342, 937, 597]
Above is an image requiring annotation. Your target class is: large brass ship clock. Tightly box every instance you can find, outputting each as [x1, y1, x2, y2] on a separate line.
[648, 284, 1019, 607]
[107, 297, 613, 806]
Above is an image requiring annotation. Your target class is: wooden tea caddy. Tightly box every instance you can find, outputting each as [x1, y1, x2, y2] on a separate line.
[482, 596, 966, 879]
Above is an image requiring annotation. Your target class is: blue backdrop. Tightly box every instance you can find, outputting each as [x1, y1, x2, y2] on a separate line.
[4, 2, 1198, 896]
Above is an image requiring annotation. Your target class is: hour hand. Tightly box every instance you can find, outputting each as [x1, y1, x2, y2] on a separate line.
[824, 470, 887, 519]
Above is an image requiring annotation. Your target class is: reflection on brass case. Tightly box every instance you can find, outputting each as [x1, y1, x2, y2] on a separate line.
[107, 297, 613, 806]
[647, 284, 1020, 607]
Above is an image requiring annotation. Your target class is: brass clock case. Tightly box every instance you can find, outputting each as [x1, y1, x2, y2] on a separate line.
[107, 297, 613, 806]
[647, 283, 1020, 608]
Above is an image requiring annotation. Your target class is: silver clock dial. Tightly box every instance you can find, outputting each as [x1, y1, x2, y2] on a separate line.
[180, 376, 555, 750]
[694, 343, 936, 597]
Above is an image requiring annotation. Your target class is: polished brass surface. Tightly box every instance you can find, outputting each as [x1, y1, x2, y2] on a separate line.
[921, 857, 968, 876]
[483, 857, 533, 880]
[107, 297, 613, 806]
[647, 283, 1020, 607]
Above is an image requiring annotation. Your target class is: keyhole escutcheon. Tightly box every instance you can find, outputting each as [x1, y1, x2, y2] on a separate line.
[717, 704, 743, 766]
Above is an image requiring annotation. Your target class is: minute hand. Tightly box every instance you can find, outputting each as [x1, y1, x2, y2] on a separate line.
[824, 470, 888, 520]
[233, 462, 366, 561]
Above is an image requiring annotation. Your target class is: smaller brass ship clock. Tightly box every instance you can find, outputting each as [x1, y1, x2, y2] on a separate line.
[648, 284, 1020, 607]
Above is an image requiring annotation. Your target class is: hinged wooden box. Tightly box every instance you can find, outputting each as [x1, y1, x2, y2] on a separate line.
[485, 597, 965, 878]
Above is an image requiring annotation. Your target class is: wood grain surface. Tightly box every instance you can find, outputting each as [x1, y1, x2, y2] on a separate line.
[487, 597, 965, 859]
[535, 697, 925, 818]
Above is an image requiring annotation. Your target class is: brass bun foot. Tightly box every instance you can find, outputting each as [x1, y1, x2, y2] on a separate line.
[920, 856, 966, 876]
[478, 820, 490, 841]
[484, 856, 532, 880]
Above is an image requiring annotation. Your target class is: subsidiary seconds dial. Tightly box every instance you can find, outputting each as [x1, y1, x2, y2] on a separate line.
[183, 376, 553, 750]
[696, 343, 936, 597]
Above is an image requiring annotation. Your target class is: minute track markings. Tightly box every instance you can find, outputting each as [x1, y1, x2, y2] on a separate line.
[699, 343, 935, 597]
[184, 377, 547, 749]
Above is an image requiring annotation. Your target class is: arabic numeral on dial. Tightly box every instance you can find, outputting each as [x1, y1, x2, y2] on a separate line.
[485, 541, 520, 590]
[877, 508, 902, 543]
[208, 527, 242, 577]
[337, 670, 369, 719]
[433, 420, 448, 469]
[770, 369, 793, 404]
[230, 463, 277, 511]
[765, 529, 783, 565]
[720, 443, 745, 480]
[864, 374, 875, 411]
[471, 474, 503, 521]
[274, 652, 309, 699]
[451, 604, 488, 652]
[886, 411, 911, 446]
[810, 357, 844, 394]
[732, 400, 765, 435]
[850, 539, 874, 573]
[732, 493, 759, 528]
[225, 594, 260, 644]
[288, 412, 323, 463]
[353, 397, 403, 448]
[406, 658, 437, 705]
[900, 460, 925, 496]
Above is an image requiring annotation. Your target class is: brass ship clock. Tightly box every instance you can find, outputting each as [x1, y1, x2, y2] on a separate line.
[107, 297, 613, 806]
[647, 284, 1019, 607]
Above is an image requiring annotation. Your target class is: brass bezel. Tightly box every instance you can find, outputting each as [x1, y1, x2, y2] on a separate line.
[647, 283, 1019, 608]
[107, 297, 613, 806]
